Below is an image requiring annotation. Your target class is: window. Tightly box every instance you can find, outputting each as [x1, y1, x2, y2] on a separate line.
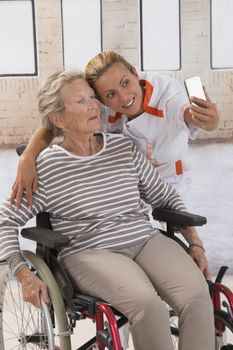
[211, 0, 233, 69]
[0, 0, 37, 76]
[140, 0, 181, 71]
[61, 0, 102, 71]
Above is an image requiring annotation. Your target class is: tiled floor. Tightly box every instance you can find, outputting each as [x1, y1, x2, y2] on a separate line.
[0, 140, 233, 349]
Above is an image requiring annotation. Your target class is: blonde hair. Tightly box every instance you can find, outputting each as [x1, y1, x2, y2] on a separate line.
[85, 51, 133, 99]
[38, 71, 84, 136]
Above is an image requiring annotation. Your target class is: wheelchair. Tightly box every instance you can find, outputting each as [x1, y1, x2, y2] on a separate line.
[0, 145, 232, 349]
[1, 205, 232, 350]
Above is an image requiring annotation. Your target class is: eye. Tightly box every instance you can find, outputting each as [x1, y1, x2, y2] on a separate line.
[122, 79, 129, 87]
[75, 97, 84, 104]
[90, 93, 96, 100]
[106, 91, 115, 99]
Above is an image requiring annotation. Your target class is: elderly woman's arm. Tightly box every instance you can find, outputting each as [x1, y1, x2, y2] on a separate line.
[179, 226, 211, 280]
[1, 184, 46, 259]
[10, 127, 53, 209]
[7, 254, 49, 307]
[0, 182, 49, 306]
[17, 266, 49, 307]
[131, 144, 211, 279]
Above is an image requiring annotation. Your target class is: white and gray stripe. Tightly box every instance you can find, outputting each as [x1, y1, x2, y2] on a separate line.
[0, 133, 186, 261]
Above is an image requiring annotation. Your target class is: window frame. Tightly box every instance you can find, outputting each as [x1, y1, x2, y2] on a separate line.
[61, 0, 103, 70]
[0, 0, 37, 77]
[139, 0, 181, 72]
[210, 0, 233, 70]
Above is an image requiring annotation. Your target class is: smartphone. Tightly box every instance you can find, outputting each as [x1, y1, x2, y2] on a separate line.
[184, 76, 206, 105]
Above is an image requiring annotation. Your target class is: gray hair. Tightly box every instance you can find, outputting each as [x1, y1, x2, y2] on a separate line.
[38, 71, 84, 136]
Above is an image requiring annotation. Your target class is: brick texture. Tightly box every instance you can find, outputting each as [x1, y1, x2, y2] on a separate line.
[0, 0, 232, 145]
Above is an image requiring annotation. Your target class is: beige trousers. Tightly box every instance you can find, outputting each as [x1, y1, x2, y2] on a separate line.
[62, 233, 215, 350]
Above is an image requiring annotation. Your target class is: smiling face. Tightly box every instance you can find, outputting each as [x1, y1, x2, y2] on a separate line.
[93, 63, 144, 118]
[56, 79, 101, 135]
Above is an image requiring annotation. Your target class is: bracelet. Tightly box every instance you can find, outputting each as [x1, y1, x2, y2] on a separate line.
[189, 243, 205, 252]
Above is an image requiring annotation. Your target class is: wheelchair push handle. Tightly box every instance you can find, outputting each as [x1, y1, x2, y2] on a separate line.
[16, 143, 27, 156]
[215, 265, 229, 284]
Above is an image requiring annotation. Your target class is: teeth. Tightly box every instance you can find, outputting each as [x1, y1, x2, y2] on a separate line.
[124, 98, 134, 108]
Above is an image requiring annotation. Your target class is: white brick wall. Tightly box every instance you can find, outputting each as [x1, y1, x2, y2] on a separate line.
[0, 0, 63, 145]
[102, 0, 139, 66]
[0, 0, 232, 145]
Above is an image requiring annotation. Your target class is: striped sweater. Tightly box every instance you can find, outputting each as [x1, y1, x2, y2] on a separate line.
[0, 133, 186, 261]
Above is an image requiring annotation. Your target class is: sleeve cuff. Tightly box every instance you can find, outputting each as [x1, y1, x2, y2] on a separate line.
[179, 102, 200, 138]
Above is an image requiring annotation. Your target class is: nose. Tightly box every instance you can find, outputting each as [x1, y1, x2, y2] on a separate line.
[118, 89, 128, 104]
[88, 97, 99, 110]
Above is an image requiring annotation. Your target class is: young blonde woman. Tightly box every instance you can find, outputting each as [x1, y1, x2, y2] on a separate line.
[11, 51, 219, 209]
[1, 71, 215, 350]
[84, 51, 219, 199]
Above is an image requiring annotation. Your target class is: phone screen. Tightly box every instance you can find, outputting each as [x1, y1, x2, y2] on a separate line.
[184, 76, 206, 101]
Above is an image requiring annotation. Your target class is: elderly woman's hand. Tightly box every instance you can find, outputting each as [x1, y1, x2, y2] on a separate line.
[184, 86, 219, 131]
[16, 267, 50, 308]
[180, 227, 212, 280]
[189, 244, 212, 280]
[9, 153, 38, 209]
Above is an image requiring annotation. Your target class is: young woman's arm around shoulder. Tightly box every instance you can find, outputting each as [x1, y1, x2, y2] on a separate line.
[10, 126, 53, 208]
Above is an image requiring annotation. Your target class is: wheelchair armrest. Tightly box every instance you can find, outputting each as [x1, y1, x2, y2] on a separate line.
[152, 208, 207, 227]
[21, 226, 70, 249]
[16, 143, 27, 156]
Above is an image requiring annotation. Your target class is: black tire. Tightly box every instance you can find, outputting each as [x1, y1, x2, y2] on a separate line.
[215, 310, 233, 349]
[169, 308, 179, 349]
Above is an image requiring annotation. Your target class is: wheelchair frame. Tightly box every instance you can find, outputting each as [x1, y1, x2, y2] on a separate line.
[0, 209, 233, 349]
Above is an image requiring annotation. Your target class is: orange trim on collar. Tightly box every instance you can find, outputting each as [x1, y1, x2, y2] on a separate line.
[108, 112, 123, 124]
[141, 80, 164, 118]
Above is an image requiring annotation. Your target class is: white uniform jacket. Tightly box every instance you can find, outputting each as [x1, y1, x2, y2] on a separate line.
[100, 73, 198, 192]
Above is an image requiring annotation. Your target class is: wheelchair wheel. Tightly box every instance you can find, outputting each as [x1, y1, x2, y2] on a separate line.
[169, 310, 179, 350]
[215, 310, 233, 349]
[0, 250, 72, 350]
[0, 265, 56, 349]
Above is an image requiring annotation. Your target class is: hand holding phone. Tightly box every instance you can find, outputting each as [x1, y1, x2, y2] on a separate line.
[184, 76, 206, 105]
[183, 76, 219, 131]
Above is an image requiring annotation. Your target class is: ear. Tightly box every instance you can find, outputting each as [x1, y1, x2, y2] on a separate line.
[49, 113, 64, 130]
[131, 66, 139, 79]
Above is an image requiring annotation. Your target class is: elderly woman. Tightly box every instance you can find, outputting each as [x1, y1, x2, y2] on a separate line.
[0, 71, 214, 350]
